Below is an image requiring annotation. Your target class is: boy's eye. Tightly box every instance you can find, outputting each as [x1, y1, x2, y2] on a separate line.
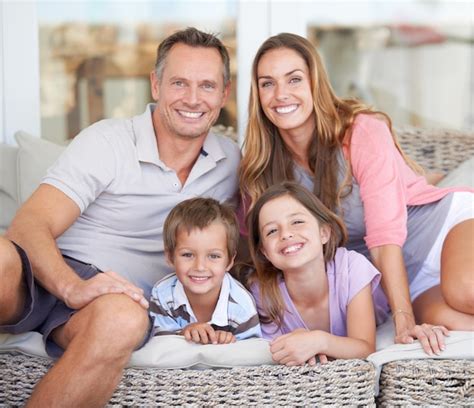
[181, 252, 193, 258]
[292, 219, 304, 225]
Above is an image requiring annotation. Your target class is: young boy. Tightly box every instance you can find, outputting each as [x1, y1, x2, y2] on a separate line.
[149, 197, 261, 344]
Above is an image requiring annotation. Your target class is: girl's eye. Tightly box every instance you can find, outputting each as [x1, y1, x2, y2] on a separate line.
[209, 254, 222, 260]
[265, 228, 277, 237]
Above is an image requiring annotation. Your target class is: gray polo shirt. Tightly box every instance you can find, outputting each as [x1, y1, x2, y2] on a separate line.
[42, 104, 241, 297]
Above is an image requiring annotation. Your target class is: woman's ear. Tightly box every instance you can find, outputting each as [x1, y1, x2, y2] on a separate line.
[319, 224, 331, 245]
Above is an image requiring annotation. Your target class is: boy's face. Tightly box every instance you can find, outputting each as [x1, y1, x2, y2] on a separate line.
[168, 222, 234, 302]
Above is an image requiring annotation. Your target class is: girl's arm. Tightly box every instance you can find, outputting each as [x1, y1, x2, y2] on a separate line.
[270, 285, 375, 364]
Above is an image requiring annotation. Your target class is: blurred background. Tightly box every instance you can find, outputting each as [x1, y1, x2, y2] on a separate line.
[0, 0, 472, 145]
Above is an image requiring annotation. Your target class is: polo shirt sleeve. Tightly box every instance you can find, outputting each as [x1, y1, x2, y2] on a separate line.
[349, 116, 408, 249]
[149, 280, 184, 336]
[231, 285, 262, 340]
[42, 127, 116, 213]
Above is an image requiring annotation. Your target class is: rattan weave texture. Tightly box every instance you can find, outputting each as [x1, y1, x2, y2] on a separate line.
[0, 352, 376, 406]
[377, 359, 474, 407]
[395, 126, 474, 173]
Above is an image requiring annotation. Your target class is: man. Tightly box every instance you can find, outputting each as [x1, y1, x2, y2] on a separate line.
[0, 27, 240, 406]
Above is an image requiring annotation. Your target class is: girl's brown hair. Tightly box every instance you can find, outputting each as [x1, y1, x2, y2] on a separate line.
[247, 181, 347, 328]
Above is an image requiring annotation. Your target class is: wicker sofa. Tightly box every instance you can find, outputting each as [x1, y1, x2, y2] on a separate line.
[0, 126, 473, 406]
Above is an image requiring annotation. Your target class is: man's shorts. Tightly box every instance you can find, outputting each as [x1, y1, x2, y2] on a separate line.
[0, 241, 153, 358]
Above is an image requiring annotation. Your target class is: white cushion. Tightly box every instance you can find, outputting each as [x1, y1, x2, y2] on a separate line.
[437, 156, 474, 188]
[0, 143, 19, 230]
[0, 332, 274, 369]
[15, 131, 65, 204]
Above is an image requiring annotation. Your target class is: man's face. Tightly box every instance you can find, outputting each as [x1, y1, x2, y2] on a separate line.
[151, 43, 230, 140]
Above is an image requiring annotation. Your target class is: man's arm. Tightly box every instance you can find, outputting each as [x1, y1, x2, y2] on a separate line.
[6, 184, 147, 309]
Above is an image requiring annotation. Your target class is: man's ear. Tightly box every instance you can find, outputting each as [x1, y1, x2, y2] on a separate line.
[220, 80, 231, 107]
[165, 250, 174, 267]
[150, 70, 160, 101]
[320, 224, 331, 245]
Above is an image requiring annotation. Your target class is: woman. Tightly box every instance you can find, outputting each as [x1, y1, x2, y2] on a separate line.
[239, 33, 473, 354]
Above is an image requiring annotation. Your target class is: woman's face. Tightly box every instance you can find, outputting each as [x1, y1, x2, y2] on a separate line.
[257, 47, 315, 137]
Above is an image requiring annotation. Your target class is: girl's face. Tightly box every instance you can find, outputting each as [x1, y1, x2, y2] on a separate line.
[257, 47, 315, 137]
[258, 195, 330, 272]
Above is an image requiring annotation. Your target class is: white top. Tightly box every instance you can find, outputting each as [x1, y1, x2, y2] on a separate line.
[43, 104, 241, 297]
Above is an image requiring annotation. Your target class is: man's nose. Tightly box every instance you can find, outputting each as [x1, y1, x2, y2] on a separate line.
[183, 86, 199, 106]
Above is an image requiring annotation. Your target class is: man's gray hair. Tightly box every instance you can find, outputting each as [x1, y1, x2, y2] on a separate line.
[155, 27, 230, 85]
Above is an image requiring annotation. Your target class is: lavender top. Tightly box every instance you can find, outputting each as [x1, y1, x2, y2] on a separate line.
[250, 247, 389, 340]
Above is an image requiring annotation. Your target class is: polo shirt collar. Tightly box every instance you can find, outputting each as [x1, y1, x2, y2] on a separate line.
[172, 273, 231, 326]
[133, 103, 227, 166]
[132, 103, 162, 166]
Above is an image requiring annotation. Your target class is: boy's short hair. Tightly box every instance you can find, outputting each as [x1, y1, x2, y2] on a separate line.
[164, 197, 239, 259]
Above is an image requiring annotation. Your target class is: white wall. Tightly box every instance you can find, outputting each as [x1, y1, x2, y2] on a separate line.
[0, 2, 41, 144]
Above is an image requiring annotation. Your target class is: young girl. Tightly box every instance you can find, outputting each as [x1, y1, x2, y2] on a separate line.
[247, 181, 397, 366]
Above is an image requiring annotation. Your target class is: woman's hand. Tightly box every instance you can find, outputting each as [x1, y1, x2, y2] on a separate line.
[270, 329, 328, 366]
[394, 312, 449, 355]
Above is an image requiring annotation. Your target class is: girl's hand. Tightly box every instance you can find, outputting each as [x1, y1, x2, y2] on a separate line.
[270, 329, 327, 366]
[307, 354, 328, 366]
[182, 323, 217, 344]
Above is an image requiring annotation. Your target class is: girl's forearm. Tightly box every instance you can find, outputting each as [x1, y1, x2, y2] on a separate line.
[316, 331, 375, 359]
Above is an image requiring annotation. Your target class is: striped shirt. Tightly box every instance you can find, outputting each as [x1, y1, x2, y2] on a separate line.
[149, 273, 261, 340]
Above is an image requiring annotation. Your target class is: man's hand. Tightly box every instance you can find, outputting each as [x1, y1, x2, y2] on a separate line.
[63, 270, 149, 310]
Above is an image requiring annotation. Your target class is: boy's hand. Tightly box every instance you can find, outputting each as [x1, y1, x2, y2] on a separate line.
[182, 323, 217, 344]
[215, 330, 236, 344]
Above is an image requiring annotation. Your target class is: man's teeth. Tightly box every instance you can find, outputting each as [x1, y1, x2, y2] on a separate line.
[282, 244, 303, 254]
[275, 105, 297, 114]
[179, 110, 203, 118]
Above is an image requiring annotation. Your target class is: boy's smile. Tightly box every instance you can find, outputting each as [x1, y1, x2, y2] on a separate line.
[169, 222, 234, 304]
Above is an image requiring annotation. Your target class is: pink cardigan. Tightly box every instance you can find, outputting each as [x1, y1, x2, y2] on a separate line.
[344, 114, 472, 249]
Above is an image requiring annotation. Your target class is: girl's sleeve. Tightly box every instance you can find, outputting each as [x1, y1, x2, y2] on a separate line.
[249, 282, 284, 340]
[346, 251, 382, 303]
[349, 117, 408, 249]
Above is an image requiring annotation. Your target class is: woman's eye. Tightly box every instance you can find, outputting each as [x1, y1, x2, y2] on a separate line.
[289, 77, 302, 84]
[260, 81, 273, 88]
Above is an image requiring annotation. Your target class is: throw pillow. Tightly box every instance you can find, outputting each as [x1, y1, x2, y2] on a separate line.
[15, 131, 66, 204]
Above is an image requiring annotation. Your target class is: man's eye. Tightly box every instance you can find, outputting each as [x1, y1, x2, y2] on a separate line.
[173, 80, 185, 87]
[202, 83, 215, 90]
